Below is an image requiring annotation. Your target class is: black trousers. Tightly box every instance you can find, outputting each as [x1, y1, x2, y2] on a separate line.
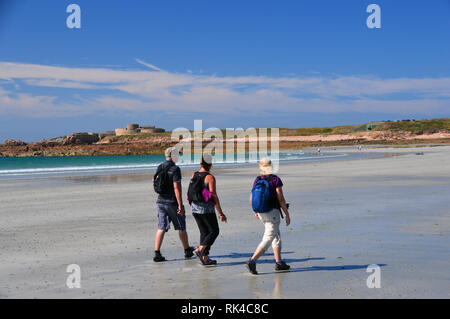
[193, 213, 220, 256]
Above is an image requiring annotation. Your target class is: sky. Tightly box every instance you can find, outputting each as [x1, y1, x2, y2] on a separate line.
[0, 0, 449, 141]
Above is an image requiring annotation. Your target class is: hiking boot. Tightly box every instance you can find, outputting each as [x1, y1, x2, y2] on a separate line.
[184, 246, 195, 259]
[153, 251, 166, 262]
[275, 261, 290, 271]
[246, 259, 258, 275]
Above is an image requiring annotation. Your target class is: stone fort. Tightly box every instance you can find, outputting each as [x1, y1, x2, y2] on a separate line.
[114, 124, 166, 136]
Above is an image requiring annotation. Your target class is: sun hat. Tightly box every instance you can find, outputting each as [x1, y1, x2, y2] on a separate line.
[259, 157, 273, 175]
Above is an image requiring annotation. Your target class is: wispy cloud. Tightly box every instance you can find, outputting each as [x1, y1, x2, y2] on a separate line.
[0, 61, 448, 118]
[134, 58, 163, 72]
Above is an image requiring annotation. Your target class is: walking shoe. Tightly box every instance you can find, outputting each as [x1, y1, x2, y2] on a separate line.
[153, 251, 166, 262]
[194, 248, 205, 264]
[184, 246, 195, 259]
[203, 257, 217, 266]
[275, 261, 290, 271]
[246, 259, 258, 275]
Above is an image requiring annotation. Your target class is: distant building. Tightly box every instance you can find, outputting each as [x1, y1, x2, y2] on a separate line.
[115, 124, 165, 136]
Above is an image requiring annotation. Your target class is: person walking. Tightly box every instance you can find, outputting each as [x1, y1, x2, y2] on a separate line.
[246, 157, 291, 275]
[153, 147, 195, 262]
[188, 154, 227, 266]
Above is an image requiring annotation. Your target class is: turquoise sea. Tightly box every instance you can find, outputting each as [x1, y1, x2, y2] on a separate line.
[0, 151, 374, 179]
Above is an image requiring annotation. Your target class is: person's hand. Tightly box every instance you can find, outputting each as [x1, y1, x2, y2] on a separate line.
[219, 213, 227, 223]
[254, 212, 259, 219]
[177, 205, 185, 216]
[285, 214, 291, 227]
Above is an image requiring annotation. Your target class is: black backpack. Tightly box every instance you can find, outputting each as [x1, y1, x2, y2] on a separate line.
[153, 162, 174, 194]
[187, 172, 209, 203]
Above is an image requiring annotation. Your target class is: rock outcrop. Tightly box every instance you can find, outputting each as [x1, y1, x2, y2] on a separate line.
[4, 139, 27, 146]
[63, 133, 100, 145]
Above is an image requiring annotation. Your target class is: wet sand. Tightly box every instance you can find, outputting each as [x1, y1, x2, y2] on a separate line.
[0, 145, 449, 298]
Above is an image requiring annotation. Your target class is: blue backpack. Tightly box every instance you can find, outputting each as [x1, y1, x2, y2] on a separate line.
[251, 175, 274, 213]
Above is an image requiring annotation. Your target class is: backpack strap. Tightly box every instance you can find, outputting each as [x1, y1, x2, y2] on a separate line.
[156, 161, 174, 176]
[258, 174, 274, 182]
[195, 171, 210, 179]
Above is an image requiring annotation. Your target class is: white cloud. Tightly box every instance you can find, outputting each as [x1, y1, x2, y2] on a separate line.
[0, 61, 449, 118]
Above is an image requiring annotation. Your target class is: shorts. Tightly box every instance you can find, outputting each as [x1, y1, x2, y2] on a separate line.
[157, 203, 186, 231]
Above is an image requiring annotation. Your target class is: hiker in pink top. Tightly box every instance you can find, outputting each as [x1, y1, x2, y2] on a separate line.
[188, 154, 227, 266]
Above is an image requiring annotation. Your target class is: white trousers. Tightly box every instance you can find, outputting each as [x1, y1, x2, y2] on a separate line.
[257, 208, 282, 251]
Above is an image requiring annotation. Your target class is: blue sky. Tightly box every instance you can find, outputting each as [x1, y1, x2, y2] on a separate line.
[0, 0, 449, 141]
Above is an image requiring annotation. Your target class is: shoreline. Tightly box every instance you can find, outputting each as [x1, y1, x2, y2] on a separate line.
[0, 149, 391, 181]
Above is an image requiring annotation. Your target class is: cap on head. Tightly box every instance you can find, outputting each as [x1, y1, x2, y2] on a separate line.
[165, 147, 178, 159]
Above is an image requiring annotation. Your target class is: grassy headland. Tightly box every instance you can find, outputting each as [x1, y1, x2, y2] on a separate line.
[1, 118, 449, 157]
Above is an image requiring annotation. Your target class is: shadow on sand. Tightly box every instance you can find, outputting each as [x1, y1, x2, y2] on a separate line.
[258, 263, 387, 275]
[211, 251, 324, 267]
[210, 252, 387, 275]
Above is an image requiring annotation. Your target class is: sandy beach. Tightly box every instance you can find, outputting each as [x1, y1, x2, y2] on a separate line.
[0, 145, 449, 299]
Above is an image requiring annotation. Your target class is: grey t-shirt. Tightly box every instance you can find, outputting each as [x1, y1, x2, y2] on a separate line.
[156, 160, 182, 205]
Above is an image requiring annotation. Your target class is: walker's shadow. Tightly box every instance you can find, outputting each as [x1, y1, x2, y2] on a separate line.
[258, 263, 387, 275]
[213, 251, 295, 259]
[213, 251, 325, 267]
[170, 251, 296, 263]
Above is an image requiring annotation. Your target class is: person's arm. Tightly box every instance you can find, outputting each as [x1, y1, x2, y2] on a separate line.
[207, 175, 227, 222]
[174, 182, 185, 215]
[276, 187, 290, 226]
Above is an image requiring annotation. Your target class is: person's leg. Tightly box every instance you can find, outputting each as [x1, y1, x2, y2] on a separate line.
[252, 218, 275, 262]
[193, 213, 209, 254]
[166, 204, 192, 252]
[193, 213, 218, 264]
[271, 220, 289, 270]
[202, 213, 220, 249]
[247, 228, 268, 275]
[273, 247, 282, 263]
[154, 229, 166, 251]
[271, 221, 282, 262]
[251, 245, 266, 261]
[200, 213, 219, 261]
[178, 230, 189, 250]
[155, 204, 170, 253]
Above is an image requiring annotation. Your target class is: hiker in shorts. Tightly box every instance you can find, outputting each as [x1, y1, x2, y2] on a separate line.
[188, 154, 227, 266]
[246, 157, 291, 275]
[153, 147, 195, 262]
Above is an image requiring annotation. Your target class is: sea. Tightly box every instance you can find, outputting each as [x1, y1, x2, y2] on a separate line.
[0, 150, 380, 180]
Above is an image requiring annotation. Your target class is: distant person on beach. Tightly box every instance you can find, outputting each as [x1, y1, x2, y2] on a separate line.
[152, 147, 195, 262]
[246, 157, 291, 275]
[188, 154, 227, 266]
